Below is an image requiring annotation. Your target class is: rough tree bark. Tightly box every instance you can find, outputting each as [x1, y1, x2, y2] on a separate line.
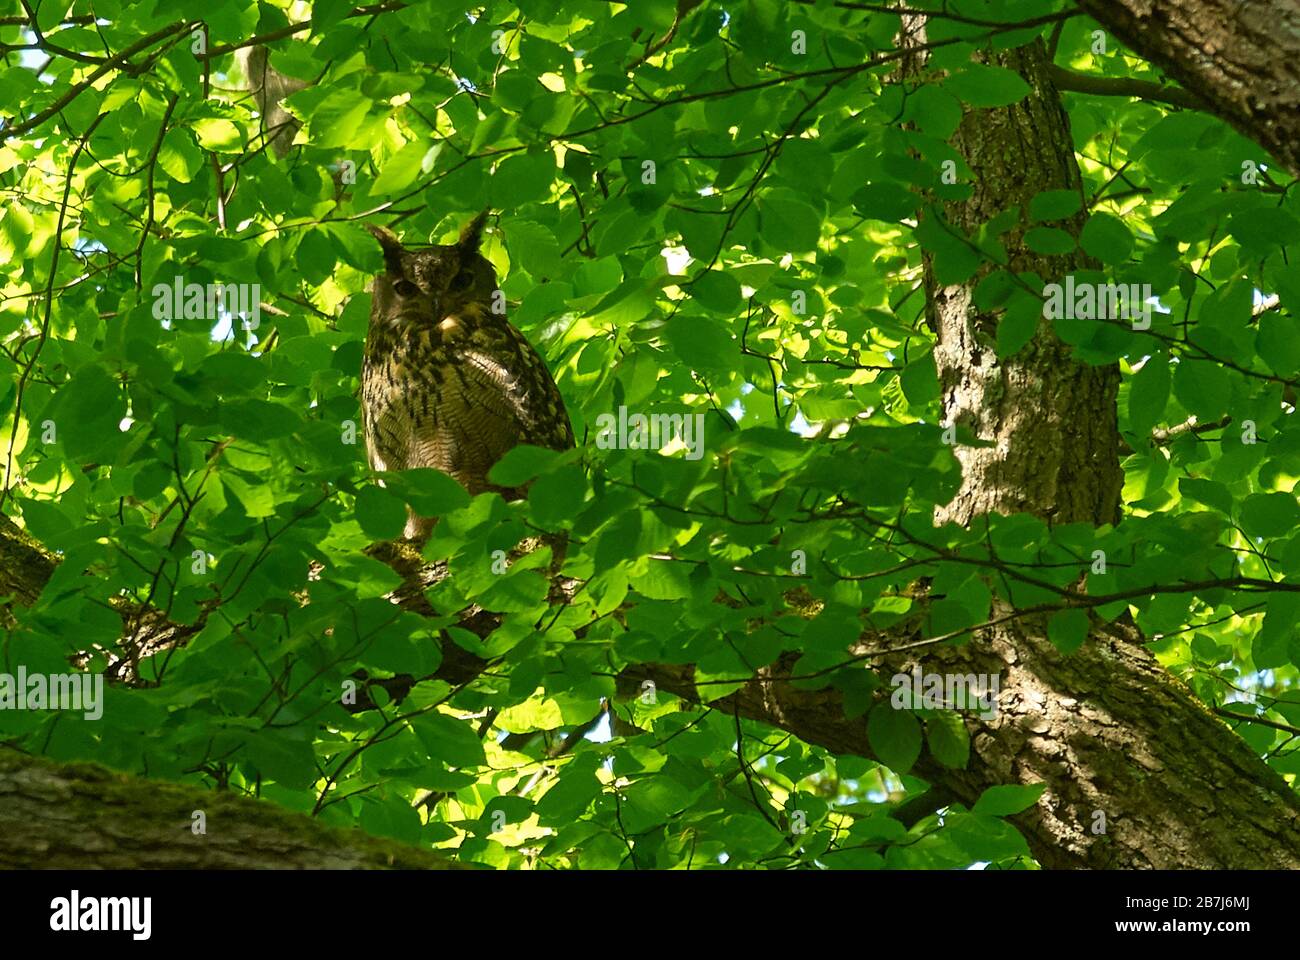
[923, 53, 1123, 529]
[879, 21, 1300, 866]
[0, 747, 457, 869]
[1075, 0, 1300, 175]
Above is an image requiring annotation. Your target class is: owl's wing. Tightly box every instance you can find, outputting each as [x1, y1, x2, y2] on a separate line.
[474, 323, 572, 445]
[402, 312, 571, 492]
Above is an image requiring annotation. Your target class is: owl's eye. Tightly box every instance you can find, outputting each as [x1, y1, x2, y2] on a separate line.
[449, 269, 474, 292]
[393, 279, 420, 297]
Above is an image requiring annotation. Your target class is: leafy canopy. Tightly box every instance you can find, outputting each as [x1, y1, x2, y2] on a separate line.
[0, 0, 1297, 869]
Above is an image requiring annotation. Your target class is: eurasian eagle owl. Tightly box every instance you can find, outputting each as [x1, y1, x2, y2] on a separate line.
[362, 213, 574, 540]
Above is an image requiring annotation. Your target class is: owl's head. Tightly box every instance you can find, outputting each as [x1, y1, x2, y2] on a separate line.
[366, 212, 497, 324]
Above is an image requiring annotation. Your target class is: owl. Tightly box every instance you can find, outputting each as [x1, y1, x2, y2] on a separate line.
[362, 213, 574, 541]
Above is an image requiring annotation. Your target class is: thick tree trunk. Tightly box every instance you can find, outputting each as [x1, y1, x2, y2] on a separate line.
[1075, 0, 1300, 175]
[879, 27, 1300, 866]
[0, 748, 456, 869]
[922, 40, 1123, 528]
[622, 617, 1300, 868]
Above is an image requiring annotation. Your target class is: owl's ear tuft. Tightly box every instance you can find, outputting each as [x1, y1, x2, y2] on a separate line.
[366, 224, 405, 275]
[457, 209, 491, 252]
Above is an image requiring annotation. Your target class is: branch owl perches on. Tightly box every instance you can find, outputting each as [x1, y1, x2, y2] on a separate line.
[362, 214, 574, 541]
[235, 46, 308, 157]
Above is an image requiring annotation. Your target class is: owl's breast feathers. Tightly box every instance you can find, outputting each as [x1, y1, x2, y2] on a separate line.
[362, 301, 573, 495]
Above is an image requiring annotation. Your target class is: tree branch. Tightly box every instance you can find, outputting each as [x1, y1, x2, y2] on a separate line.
[1047, 63, 1205, 110]
[0, 748, 459, 869]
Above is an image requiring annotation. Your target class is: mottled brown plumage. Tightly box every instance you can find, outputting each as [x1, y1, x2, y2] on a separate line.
[362, 214, 573, 540]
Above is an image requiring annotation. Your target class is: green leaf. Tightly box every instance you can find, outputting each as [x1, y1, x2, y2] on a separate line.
[246, 734, 318, 790]
[1173, 358, 1231, 421]
[996, 292, 1042, 357]
[371, 139, 432, 194]
[914, 214, 981, 284]
[51, 365, 126, 459]
[690, 269, 743, 312]
[573, 257, 623, 297]
[1079, 213, 1133, 264]
[620, 772, 703, 834]
[942, 64, 1032, 108]
[1024, 226, 1076, 255]
[1029, 189, 1082, 222]
[355, 485, 408, 539]
[946, 811, 1031, 861]
[1179, 477, 1233, 515]
[491, 151, 557, 206]
[382, 468, 472, 516]
[362, 622, 440, 674]
[1256, 313, 1300, 377]
[1128, 354, 1170, 436]
[926, 712, 970, 768]
[1048, 608, 1089, 654]
[535, 755, 603, 824]
[868, 703, 922, 773]
[853, 183, 918, 223]
[1239, 493, 1300, 539]
[759, 192, 821, 252]
[411, 712, 487, 768]
[158, 129, 202, 183]
[312, 0, 356, 33]
[528, 464, 587, 528]
[308, 88, 371, 149]
[220, 400, 301, 441]
[628, 557, 693, 601]
[192, 118, 243, 152]
[972, 783, 1046, 816]
[900, 349, 940, 405]
[296, 229, 337, 285]
[1255, 593, 1300, 669]
[904, 83, 963, 139]
[664, 315, 732, 371]
[505, 218, 562, 279]
[488, 445, 563, 487]
[223, 471, 276, 518]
